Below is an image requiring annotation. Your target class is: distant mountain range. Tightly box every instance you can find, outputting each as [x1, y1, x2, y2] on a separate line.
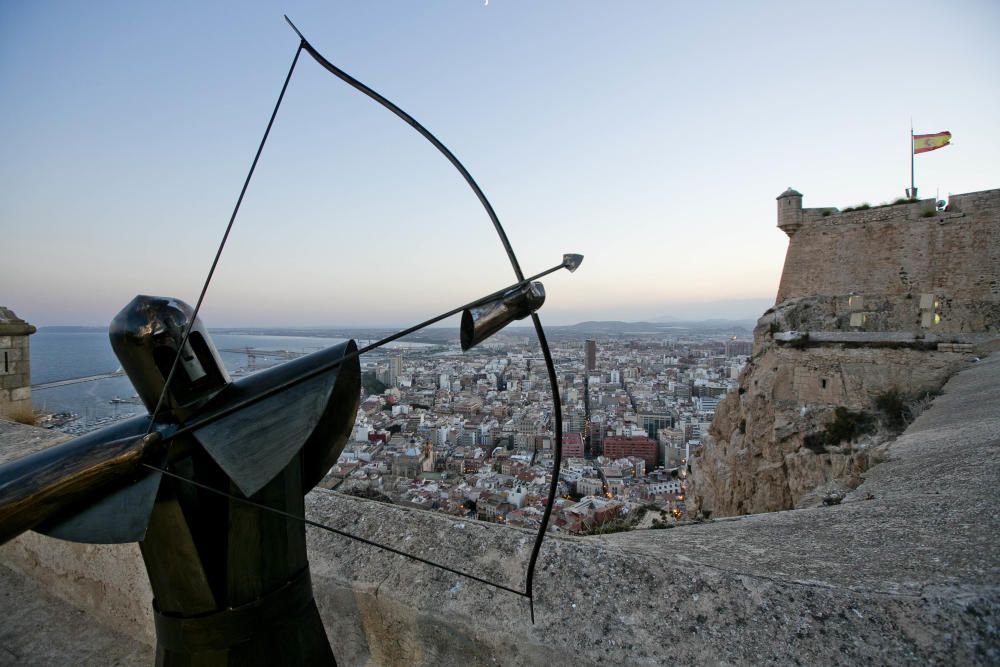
[550, 319, 757, 335]
[39, 317, 759, 340]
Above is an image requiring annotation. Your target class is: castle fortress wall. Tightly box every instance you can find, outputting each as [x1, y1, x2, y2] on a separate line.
[776, 189, 1000, 307]
[690, 187, 1000, 520]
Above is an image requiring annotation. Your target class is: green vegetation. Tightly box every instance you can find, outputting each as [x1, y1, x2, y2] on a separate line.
[921, 209, 937, 217]
[787, 332, 811, 349]
[579, 521, 634, 535]
[579, 506, 647, 536]
[842, 202, 871, 212]
[803, 406, 872, 453]
[874, 388, 941, 431]
[344, 488, 394, 504]
[874, 389, 908, 430]
[362, 371, 387, 395]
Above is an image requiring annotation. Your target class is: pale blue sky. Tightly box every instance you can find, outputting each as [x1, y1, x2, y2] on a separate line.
[2, 1, 998, 327]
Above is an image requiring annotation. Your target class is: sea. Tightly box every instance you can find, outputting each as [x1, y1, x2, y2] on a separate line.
[29, 328, 429, 434]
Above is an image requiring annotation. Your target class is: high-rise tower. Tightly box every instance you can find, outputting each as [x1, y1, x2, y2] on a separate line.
[388, 353, 402, 387]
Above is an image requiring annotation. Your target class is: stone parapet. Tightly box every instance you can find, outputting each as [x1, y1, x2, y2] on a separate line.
[2, 355, 999, 665]
[774, 188, 1000, 305]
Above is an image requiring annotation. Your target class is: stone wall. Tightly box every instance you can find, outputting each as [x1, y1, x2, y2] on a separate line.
[2, 349, 1000, 665]
[776, 189, 1000, 308]
[0, 307, 36, 421]
[691, 315, 972, 516]
[691, 187, 1000, 519]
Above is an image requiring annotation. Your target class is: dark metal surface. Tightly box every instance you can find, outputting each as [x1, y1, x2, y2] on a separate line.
[193, 341, 358, 497]
[0, 417, 164, 545]
[0, 23, 585, 666]
[152, 567, 319, 653]
[37, 461, 163, 544]
[148, 463, 529, 599]
[283, 15, 571, 617]
[157, 267, 565, 447]
[110, 296, 230, 421]
[461, 282, 545, 351]
[563, 253, 584, 273]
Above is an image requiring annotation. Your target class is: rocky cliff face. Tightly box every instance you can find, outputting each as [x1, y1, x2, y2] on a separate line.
[690, 188, 1000, 518]
[690, 300, 972, 518]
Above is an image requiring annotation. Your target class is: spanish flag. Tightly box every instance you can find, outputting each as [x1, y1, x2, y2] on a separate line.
[913, 131, 952, 154]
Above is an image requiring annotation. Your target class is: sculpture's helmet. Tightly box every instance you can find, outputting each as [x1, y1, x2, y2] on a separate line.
[110, 295, 230, 422]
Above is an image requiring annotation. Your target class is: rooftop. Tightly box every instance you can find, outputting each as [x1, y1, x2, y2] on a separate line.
[1, 353, 998, 664]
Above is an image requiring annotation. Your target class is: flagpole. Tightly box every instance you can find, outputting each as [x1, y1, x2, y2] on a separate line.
[909, 121, 916, 200]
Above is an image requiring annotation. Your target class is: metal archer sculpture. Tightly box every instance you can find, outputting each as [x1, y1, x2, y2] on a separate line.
[0, 17, 581, 666]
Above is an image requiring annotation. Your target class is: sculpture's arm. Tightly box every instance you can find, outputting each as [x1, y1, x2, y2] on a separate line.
[0, 429, 162, 545]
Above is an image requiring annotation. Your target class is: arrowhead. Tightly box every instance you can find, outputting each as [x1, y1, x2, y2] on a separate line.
[563, 253, 584, 273]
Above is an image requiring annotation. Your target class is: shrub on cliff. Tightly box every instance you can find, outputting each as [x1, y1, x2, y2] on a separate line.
[875, 389, 908, 430]
[875, 388, 940, 431]
[803, 407, 873, 452]
[788, 332, 811, 349]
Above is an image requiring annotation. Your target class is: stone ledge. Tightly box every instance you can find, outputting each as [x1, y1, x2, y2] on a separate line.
[0, 562, 152, 666]
[773, 330, 997, 346]
[2, 355, 999, 665]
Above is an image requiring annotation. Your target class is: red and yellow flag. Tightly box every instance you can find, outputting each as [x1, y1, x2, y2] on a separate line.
[913, 131, 952, 154]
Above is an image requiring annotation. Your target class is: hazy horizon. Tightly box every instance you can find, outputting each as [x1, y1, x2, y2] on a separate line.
[25, 296, 771, 329]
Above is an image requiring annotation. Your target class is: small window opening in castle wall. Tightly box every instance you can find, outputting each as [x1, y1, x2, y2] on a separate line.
[921, 311, 944, 327]
[820, 378, 828, 389]
[919, 293, 942, 328]
[1, 350, 10, 376]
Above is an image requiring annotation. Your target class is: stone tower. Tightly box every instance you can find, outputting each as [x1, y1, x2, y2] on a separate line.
[0, 307, 36, 422]
[776, 187, 803, 237]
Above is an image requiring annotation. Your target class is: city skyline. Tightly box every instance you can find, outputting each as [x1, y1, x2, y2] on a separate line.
[3, 1, 998, 327]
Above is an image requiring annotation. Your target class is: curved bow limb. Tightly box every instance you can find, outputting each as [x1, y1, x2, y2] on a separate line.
[283, 15, 567, 620]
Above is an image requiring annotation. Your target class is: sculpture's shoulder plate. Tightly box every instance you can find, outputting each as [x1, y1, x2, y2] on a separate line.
[192, 340, 360, 497]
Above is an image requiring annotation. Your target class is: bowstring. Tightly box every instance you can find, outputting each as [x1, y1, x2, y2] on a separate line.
[143, 462, 529, 599]
[145, 43, 304, 434]
[138, 23, 565, 620]
[283, 18, 565, 620]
